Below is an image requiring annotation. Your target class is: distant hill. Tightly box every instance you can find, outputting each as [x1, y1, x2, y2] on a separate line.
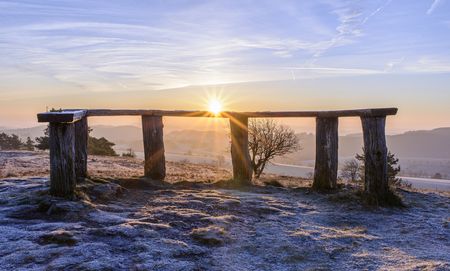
[288, 128, 450, 161]
[1, 125, 47, 139]
[388, 128, 450, 159]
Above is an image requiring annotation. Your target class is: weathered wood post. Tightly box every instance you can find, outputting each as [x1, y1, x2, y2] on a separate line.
[142, 115, 166, 180]
[229, 114, 252, 184]
[49, 122, 76, 197]
[312, 117, 338, 190]
[74, 117, 88, 181]
[361, 116, 389, 198]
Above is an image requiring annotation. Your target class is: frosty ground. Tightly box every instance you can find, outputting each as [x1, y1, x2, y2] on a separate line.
[0, 151, 449, 270]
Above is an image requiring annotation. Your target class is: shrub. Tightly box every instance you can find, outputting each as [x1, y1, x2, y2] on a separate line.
[122, 148, 136, 158]
[88, 136, 117, 156]
[0, 133, 24, 150]
[35, 126, 50, 150]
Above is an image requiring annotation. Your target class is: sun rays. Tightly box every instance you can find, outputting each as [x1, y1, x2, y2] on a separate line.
[208, 99, 222, 115]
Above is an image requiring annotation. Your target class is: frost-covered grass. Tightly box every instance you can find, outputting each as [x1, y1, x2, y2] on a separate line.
[0, 151, 449, 270]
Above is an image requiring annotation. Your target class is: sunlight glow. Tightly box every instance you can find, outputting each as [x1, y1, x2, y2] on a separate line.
[208, 99, 222, 115]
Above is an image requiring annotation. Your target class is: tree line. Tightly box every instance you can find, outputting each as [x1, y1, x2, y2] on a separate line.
[0, 133, 35, 151]
[1, 127, 118, 156]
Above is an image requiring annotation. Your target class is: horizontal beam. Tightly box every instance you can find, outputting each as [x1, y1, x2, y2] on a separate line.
[37, 110, 87, 123]
[85, 108, 397, 118]
[86, 109, 216, 118]
[37, 108, 397, 122]
[235, 108, 398, 118]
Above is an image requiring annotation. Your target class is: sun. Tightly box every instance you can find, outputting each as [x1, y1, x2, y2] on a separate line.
[208, 99, 222, 115]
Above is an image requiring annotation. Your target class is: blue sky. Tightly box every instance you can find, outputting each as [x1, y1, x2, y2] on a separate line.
[0, 0, 449, 130]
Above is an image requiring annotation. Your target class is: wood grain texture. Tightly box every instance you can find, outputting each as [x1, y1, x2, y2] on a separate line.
[361, 116, 389, 197]
[74, 117, 88, 182]
[37, 110, 87, 123]
[142, 115, 166, 180]
[312, 117, 338, 190]
[84, 108, 397, 118]
[49, 122, 76, 197]
[229, 114, 253, 184]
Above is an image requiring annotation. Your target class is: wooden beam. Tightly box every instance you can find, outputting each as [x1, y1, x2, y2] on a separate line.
[87, 109, 215, 118]
[361, 116, 389, 198]
[238, 108, 398, 118]
[142, 115, 166, 180]
[312, 117, 338, 190]
[74, 117, 88, 182]
[84, 108, 398, 118]
[229, 114, 253, 184]
[49, 122, 76, 197]
[38, 110, 87, 123]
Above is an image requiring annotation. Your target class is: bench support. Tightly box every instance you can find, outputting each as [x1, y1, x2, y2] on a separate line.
[313, 117, 338, 190]
[230, 114, 252, 184]
[361, 116, 389, 198]
[74, 117, 88, 181]
[49, 122, 76, 197]
[142, 115, 166, 180]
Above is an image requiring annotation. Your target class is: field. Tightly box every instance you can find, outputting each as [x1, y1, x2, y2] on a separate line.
[0, 151, 449, 270]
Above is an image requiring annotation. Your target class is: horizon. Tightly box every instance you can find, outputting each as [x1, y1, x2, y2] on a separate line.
[3, 121, 450, 137]
[1, 1, 450, 132]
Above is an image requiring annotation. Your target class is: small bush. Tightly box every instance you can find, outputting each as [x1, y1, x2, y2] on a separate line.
[122, 148, 136, 158]
[88, 137, 117, 156]
[0, 133, 24, 150]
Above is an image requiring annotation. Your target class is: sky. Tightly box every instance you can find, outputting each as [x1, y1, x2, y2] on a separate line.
[0, 0, 449, 133]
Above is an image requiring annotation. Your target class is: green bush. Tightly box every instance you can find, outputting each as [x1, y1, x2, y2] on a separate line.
[33, 126, 117, 156]
[121, 148, 136, 158]
[0, 133, 24, 150]
[35, 126, 50, 150]
[88, 136, 117, 156]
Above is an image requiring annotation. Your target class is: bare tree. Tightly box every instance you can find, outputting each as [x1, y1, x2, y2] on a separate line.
[340, 159, 360, 183]
[248, 119, 300, 178]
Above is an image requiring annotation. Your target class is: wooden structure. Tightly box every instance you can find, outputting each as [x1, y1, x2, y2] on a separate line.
[37, 108, 397, 198]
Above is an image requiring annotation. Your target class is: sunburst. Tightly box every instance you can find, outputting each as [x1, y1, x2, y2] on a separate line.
[208, 99, 222, 115]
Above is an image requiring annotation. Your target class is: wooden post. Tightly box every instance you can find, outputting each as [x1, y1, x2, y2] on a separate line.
[49, 122, 76, 197]
[229, 114, 252, 184]
[74, 117, 88, 182]
[142, 115, 166, 180]
[361, 116, 388, 197]
[313, 117, 338, 190]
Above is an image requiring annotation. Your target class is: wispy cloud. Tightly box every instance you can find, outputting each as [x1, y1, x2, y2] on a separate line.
[405, 56, 450, 73]
[427, 0, 444, 15]
[0, 0, 448, 95]
[310, 0, 391, 59]
[384, 57, 405, 72]
[285, 66, 383, 78]
[361, 0, 392, 24]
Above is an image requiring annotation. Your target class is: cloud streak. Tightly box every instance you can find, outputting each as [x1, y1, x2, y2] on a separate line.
[427, 0, 444, 15]
[0, 0, 449, 95]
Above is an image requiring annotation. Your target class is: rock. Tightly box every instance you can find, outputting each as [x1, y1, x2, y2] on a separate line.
[263, 179, 285, 187]
[38, 230, 77, 246]
[190, 225, 228, 246]
[90, 183, 124, 201]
